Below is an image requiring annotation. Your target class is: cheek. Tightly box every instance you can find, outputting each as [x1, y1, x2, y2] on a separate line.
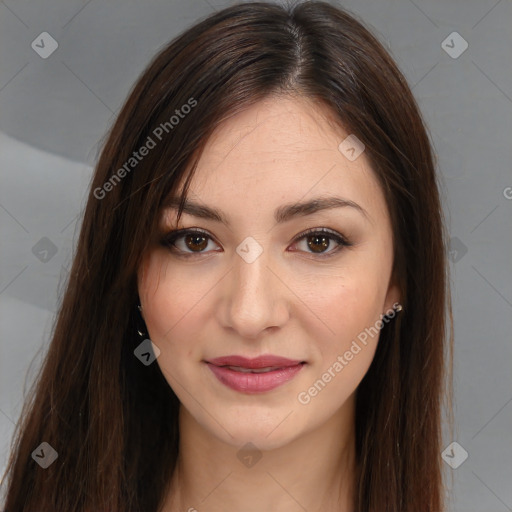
[296, 276, 384, 413]
[138, 253, 205, 355]
[299, 254, 392, 398]
[304, 265, 389, 344]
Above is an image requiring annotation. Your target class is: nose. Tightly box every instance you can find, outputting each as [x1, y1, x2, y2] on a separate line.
[220, 249, 290, 340]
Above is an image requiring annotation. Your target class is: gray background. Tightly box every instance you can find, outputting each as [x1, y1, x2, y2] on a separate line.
[0, 0, 511, 510]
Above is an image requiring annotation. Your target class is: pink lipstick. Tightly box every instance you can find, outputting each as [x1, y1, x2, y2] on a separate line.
[205, 355, 305, 393]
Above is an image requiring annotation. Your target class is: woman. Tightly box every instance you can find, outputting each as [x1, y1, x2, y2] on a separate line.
[1, 1, 453, 511]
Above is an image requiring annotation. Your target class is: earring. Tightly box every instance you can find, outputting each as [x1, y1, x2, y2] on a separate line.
[136, 302, 147, 339]
[382, 302, 403, 321]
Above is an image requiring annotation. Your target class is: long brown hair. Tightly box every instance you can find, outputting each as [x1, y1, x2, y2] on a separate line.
[1, 2, 453, 510]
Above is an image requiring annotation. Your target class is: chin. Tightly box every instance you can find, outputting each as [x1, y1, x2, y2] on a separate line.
[222, 424, 299, 452]
[198, 405, 304, 451]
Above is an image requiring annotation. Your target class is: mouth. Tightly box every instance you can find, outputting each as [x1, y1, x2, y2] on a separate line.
[205, 355, 306, 393]
[219, 365, 291, 373]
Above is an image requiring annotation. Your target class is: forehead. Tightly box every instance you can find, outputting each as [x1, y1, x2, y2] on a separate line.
[176, 95, 388, 222]
[201, 95, 350, 163]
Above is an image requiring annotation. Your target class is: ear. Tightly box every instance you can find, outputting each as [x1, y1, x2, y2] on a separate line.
[383, 279, 401, 316]
[136, 255, 149, 313]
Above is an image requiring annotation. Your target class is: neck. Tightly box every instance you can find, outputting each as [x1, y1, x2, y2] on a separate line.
[162, 395, 357, 512]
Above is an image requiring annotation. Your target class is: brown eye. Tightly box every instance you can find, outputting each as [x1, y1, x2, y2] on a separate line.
[161, 227, 351, 259]
[291, 228, 351, 258]
[184, 233, 208, 252]
[306, 234, 331, 253]
[161, 229, 218, 256]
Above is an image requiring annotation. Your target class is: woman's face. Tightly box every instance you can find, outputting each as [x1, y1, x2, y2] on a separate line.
[138, 95, 399, 449]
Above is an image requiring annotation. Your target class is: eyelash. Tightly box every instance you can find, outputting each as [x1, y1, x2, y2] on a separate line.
[160, 227, 352, 259]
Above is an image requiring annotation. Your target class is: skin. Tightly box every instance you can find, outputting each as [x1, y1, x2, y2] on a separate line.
[137, 95, 400, 512]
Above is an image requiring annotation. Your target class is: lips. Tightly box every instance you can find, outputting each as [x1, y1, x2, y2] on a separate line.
[205, 355, 305, 393]
[207, 355, 303, 369]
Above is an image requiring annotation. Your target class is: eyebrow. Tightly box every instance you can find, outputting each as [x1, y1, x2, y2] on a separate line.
[163, 196, 369, 227]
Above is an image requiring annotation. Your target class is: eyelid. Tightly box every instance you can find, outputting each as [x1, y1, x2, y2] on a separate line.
[293, 227, 351, 246]
[160, 226, 351, 258]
